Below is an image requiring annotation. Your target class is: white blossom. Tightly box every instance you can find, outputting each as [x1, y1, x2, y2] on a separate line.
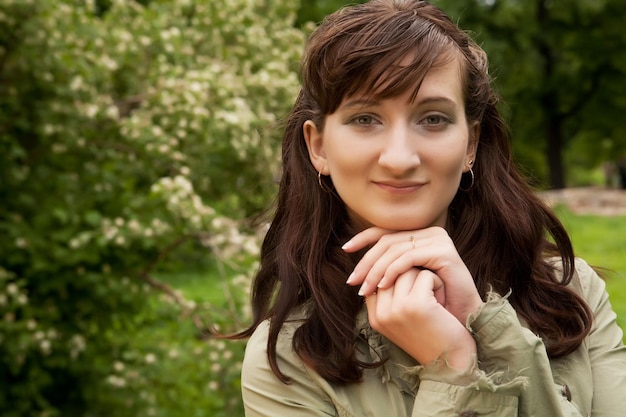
[40, 339, 51, 355]
[106, 375, 126, 388]
[6, 283, 18, 295]
[70, 76, 84, 91]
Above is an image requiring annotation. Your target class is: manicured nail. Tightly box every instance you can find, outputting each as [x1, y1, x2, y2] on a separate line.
[346, 272, 356, 284]
[342, 240, 353, 250]
[358, 283, 368, 296]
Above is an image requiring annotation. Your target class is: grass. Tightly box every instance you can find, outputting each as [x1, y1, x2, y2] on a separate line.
[554, 205, 626, 333]
[158, 269, 230, 306]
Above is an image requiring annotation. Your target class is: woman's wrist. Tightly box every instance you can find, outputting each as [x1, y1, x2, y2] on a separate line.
[446, 343, 477, 370]
[438, 330, 477, 370]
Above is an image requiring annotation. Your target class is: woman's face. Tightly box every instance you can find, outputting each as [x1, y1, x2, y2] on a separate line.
[304, 57, 477, 231]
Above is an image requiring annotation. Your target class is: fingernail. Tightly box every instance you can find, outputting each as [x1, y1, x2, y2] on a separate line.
[346, 272, 356, 284]
[358, 283, 367, 296]
[341, 240, 353, 250]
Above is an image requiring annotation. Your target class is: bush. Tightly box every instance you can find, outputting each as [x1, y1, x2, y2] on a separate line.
[0, 0, 304, 415]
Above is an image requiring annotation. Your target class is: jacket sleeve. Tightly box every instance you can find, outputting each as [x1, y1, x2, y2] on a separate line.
[410, 291, 584, 417]
[577, 260, 626, 417]
[412, 258, 626, 417]
[241, 320, 337, 417]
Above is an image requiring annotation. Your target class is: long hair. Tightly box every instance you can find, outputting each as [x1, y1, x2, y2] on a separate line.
[232, 0, 592, 384]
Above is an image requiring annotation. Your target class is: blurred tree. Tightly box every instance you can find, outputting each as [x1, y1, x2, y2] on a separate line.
[434, 0, 626, 188]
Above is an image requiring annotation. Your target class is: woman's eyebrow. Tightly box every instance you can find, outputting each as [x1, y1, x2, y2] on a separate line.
[340, 98, 379, 109]
[414, 96, 457, 107]
[339, 95, 459, 111]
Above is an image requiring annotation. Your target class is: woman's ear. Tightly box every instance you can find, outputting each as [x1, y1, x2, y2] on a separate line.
[465, 121, 480, 170]
[303, 120, 328, 174]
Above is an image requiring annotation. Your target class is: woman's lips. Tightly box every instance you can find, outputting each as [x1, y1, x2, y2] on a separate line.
[373, 181, 425, 194]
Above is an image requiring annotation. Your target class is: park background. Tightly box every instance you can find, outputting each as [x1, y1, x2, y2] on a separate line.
[1, 0, 625, 415]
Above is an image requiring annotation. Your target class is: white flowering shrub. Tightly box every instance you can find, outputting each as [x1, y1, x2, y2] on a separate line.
[0, 0, 304, 415]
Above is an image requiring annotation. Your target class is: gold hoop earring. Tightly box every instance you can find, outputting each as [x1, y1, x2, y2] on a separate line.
[318, 171, 331, 192]
[459, 168, 475, 192]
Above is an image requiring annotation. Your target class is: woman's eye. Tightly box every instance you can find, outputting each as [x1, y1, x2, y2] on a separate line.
[424, 115, 446, 124]
[350, 115, 376, 125]
[420, 114, 452, 129]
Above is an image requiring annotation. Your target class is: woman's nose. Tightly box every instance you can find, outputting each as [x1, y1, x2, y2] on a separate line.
[377, 126, 421, 174]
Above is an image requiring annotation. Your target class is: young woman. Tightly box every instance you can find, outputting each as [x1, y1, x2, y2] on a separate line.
[235, 1, 626, 415]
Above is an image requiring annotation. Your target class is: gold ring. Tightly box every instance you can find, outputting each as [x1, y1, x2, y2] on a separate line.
[409, 235, 415, 248]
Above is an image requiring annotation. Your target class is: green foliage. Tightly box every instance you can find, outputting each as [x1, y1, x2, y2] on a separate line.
[0, 0, 303, 415]
[89, 268, 252, 417]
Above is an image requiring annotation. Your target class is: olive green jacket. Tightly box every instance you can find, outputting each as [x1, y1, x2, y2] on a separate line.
[242, 259, 626, 416]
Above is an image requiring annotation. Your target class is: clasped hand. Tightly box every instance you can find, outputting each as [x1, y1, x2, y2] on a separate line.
[343, 226, 483, 369]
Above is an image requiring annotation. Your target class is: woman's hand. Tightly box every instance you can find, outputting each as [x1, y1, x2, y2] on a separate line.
[365, 268, 477, 369]
[343, 226, 482, 327]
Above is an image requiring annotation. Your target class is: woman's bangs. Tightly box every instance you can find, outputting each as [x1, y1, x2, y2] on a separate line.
[332, 31, 457, 108]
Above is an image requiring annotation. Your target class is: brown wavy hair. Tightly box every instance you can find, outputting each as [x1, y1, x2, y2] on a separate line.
[232, 0, 592, 384]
